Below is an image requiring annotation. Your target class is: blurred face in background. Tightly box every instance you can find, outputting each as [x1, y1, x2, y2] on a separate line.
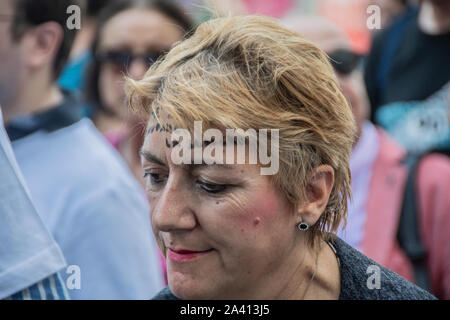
[0, 0, 25, 113]
[328, 49, 369, 142]
[287, 17, 369, 143]
[97, 8, 184, 119]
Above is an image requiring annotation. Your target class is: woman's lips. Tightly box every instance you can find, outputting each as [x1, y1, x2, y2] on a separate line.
[167, 248, 214, 262]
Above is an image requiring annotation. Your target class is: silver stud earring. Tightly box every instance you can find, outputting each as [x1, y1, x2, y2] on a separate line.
[297, 222, 309, 231]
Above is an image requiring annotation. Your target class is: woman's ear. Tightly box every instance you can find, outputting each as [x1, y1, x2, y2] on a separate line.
[296, 164, 334, 226]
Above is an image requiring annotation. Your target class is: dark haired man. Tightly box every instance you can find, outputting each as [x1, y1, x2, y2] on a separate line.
[0, 0, 164, 299]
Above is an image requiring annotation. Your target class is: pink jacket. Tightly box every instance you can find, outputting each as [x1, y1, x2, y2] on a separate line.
[363, 128, 450, 299]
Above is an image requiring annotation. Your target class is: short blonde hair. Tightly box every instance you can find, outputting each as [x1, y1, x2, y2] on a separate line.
[127, 15, 356, 245]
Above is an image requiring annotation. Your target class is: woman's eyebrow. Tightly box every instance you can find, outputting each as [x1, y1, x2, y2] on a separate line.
[192, 163, 234, 170]
[139, 150, 166, 166]
[139, 149, 235, 170]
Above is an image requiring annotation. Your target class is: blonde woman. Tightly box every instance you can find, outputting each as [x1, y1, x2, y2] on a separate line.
[127, 15, 435, 300]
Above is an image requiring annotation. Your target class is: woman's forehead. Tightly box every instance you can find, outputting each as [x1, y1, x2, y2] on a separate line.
[146, 105, 177, 133]
[99, 8, 183, 51]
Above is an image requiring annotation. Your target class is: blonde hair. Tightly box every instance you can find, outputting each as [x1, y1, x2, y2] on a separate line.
[127, 15, 356, 246]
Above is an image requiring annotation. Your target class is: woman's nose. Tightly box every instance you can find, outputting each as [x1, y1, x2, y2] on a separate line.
[152, 179, 197, 232]
[128, 58, 148, 80]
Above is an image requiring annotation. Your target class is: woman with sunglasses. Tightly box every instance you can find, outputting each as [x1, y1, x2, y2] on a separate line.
[83, 0, 193, 285]
[289, 16, 450, 299]
[85, 0, 193, 184]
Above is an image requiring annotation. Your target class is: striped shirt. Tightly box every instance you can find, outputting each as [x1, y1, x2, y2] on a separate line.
[5, 273, 69, 300]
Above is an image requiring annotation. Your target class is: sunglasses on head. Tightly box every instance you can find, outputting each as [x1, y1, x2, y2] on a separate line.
[327, 49, 363, 75]
[96, 50, 165, 70]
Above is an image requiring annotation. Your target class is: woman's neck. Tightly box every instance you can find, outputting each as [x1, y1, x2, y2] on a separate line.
[304, 240, 341, 300]
[93, 110, 125, 134]
[267, 239, 340, 300]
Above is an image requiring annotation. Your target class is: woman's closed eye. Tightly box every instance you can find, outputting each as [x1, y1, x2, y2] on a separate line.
[196, 179, 229, 194]
[143, 169, 231, 194]
[143, 171, 167, 186]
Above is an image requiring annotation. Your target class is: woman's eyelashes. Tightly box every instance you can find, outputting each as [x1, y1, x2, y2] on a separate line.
[143, 171, 167, 187]
[196, 179, 229, 194]
[143, 171, 230, 195]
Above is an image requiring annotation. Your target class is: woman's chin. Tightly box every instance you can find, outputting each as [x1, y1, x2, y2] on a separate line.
[168, 274, 216, 300]
[170, 284, 209, 300]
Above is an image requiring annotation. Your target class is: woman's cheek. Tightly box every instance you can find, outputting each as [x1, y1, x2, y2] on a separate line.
[240, 187, 293, 237]
[99, 67, 125, 114]
[221, 189, 282, 234]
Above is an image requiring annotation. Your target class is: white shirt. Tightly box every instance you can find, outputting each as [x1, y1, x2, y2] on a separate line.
[0, 110, 66, 299]
[11, 118, 164, 299]
[337, 121, 379, 250]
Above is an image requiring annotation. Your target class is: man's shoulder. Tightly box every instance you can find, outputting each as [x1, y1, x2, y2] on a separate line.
[57, 119, 128, 173]
[332, 237, 436, 300]
[12, 118, 144, 206]
[15, 118, 129, 177]
[53, 120, 145, 201]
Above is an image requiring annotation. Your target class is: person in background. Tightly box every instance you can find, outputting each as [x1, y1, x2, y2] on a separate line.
[364, 0, 450, 123]
[84, 0, 193, 285]
[0, 107, 68, 300]
[375, 82, 449, 155]
[85, 0, 192, 147]
[369, 0, 411, 30]
[1, 0, 164, 299]
[316, 0, 373, 54]
[289, 16, 450, 299]
[58, 0, 111, 92]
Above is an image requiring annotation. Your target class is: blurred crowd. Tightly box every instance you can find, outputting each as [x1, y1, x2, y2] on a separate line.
[0, 0, 449, 300]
